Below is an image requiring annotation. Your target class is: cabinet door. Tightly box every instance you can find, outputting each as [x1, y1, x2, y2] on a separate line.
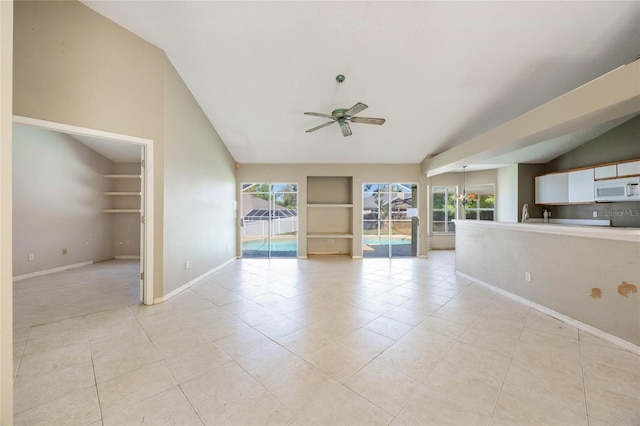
[594, 165, 617, 180]
[568, 169, 594, 203]
[617, 160, 640, 177]
[536, 173, 569, 204]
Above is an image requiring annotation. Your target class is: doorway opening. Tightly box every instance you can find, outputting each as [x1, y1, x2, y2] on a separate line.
[362, 182, 417, 258]
[241, 183, 298, 258]
[12, 116, 154, 304]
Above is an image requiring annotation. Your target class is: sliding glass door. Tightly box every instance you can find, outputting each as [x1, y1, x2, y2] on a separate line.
[362, 183, 416, 257]
[241, 183, 298, 258]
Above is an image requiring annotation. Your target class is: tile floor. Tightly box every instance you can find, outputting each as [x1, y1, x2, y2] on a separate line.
[12, 253, 640, 425]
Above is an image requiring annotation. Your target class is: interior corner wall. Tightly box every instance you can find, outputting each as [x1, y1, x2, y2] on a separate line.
[517, 163, 545, 220]
[163, 59, 237, 296]
[12, 125, 115, 276]
[13, 0, 165, 295]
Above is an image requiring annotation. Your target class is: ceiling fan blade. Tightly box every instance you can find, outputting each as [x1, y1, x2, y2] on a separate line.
[349, 116, 386, 125]
[305, 121, 335, 133]
[304, 112, 334, 119]
[339, 120, 352, 137]
[344, 102, 368, 117]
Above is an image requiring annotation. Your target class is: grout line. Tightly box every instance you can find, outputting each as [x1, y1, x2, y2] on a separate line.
[578, 331, 591, 425]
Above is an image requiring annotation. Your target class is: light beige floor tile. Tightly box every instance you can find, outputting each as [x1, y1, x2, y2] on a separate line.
[375, 341, 441, 384]
[382, 305, 430, 327]
[93, 340, 162, 383]
[263, 361, 340, 416]
[17, 341, 92, 381]
[344, 358, 421, 416]
[163, 342, 232, 384]
[363, 316, 413, 340]
[14, 386, 101, 426]
[397, 327, 457, 359]
[236, 341, 302, 383]
[459, 326, 519, 358]
[181, 361, 267, 417]
[276, 326, 337, 358]
[307, 342, 374, 381]
[102, 386, 203, 426]
[293, 383, 393, 425]
[97, 362, 176, 418]
[89, 326, 151, 359]
[438, 341, 512, 384]
[197, 315, 250, 340]
[14, 361, 96, 413]
[87, 316, 141, 342]
[253, 316, 304, 340]
[584, 375, 640, 425]
[417, 315, 469, 338]
[147, 326, 210, 358]
[339, 327, 395, 358]
[214, 327, 273, 359]
[196, 386, 294, 426]
[524, 309, 579, 339]
[504, 362, 586, 414]
[13, 327, 31, 344]
[513, 340, 583, 383]
[417, 365, 503, 417]
[393, 391, 491, 426]
[432, 305, 479, 326]
[492, 381, 588, 425]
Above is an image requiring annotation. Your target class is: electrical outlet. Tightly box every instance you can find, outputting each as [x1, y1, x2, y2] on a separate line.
[593, 211, 598, 218]
[185, 260, 190, 269]
[62, 248, 68, 255]
[28, 253, 35, 261]
[525, 272, 532, 282]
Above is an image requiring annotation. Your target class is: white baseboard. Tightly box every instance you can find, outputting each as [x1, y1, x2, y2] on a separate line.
[456, 271, 640, 356]
[297, 256, 308, 259]
[114, 255, 140, 260]
[154, 257, 237, 304]
[13, 261, 94, 282]
[351, 256, 363, 259]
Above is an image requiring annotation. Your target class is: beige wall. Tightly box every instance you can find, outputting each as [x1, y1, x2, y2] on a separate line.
[455, 221, 640, 346]
[0, 0, 12, 421]
[12, 124, 116, 276]
[13, 0, 166, 296]
[163, 60, 237, 295]
[238, 164, 423, 257]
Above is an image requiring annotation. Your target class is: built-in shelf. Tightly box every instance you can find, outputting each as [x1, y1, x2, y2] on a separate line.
[307, 233, 354, 239]
[103, 174, 141, 179]
[103, 174, 141, 213]
[306, 176, 354, 255]
[102, 209, 141, 213]
[307, 203, 353, 208]
[103, 192, 141, 196]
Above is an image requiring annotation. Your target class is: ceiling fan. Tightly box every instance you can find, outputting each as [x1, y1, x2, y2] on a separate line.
[304, 75, 385, 137]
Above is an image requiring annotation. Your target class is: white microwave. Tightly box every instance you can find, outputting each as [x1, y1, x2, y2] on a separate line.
[594, 177, 640, 202]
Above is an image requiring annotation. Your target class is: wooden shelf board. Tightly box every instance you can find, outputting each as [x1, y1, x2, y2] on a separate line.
[307, 203, 353, 208]
[103, 192, 141, 196]
[102, 209, 141, 213]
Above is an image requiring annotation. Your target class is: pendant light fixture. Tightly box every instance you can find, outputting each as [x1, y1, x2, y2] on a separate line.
[458, 165, 467, 205]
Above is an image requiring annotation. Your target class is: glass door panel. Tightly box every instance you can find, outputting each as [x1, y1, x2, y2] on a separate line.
[362, 182, 415, 258]
[241, 183, 298, 258]
[271, 184, 298, 257]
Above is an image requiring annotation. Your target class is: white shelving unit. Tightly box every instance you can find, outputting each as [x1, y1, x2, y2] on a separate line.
[103, 174, 141, 213]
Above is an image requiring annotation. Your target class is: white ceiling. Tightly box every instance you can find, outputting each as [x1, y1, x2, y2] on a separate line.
[81, 1, 640, 166]
[72, 134, 141, 163]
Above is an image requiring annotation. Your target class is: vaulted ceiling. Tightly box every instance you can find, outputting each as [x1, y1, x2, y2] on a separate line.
[82, 1, 640, 165]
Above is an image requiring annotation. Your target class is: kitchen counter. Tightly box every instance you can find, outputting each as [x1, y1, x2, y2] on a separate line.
[454, 219, 640, 350]
[454, 219, 640, 243]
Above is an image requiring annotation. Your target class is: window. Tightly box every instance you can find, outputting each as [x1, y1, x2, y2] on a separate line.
[432, 186, 457, 233]
[464, 185, 495, 221]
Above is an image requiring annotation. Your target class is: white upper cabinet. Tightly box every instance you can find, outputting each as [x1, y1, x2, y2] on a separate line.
[535, 172, 569, 204]
[617, 160, 640, 177]
[568, 169, 595, 203]
[594, 165, 617, 180]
